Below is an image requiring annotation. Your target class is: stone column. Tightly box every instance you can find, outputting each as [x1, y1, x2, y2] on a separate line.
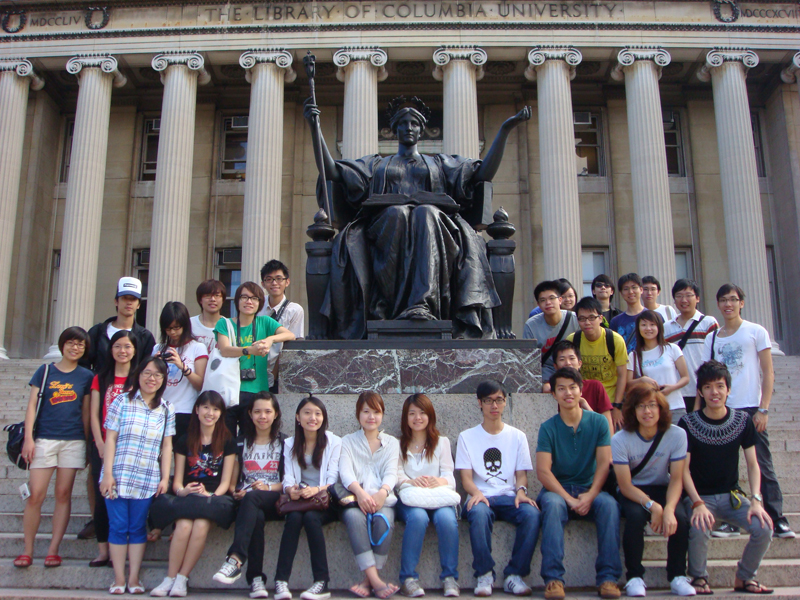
[334, 47, 387, 159]
[46, 55, 126, 358]
[525, 47, 583, 288]
[698, 48, 777, 344]
[433, 46, 487, 158]
[0, 60, 44, 359]
[146, 52, 210, 333]
[238, 49, 296, 282]
[611, 47, 676, 304]
[780, 51, 800, 96]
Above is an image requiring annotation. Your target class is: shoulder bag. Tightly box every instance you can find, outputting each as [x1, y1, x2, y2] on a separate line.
[200, 318, 241, 407]
[5, 364, 50, 470]
[276, 488, 331, 515]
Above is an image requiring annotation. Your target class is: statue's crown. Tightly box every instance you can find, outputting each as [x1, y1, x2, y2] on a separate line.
[386, 95, 432, 124]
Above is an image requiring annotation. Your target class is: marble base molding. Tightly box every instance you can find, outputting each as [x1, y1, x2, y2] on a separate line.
[280, 340, 542, 394]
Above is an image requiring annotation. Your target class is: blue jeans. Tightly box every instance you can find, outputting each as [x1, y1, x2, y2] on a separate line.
[396, 501, 459, 581]
[537, 487, 622, 586]
[464, 494, 541, 579]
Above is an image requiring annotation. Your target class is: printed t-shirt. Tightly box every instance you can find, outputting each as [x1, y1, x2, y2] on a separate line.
[702, 320, 771, 409]
[174, 434, 238, 493]
[611, 425, 687, 487]
[610, 311, 644, 354]
[91, 374, 128, 439]
[627, 343, 686, 411]
[537, 410, 610, 488]
[582, 379, 613, 414]
[523, 310, 580, 382]
[664, 312, 719, 397]
[455, 424, 532, 498]
[214, 316, 281, 393]
[241, 438, 283, 487]
[29, 363, 94, 441]
[190, 315, 218, 354]
[679, 408, 756, 496]
[567, 330, 628, 402]
[151, 340, 208, 414]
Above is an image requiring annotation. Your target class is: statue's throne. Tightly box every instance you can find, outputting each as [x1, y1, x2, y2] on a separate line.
[305, 178, 517, 340]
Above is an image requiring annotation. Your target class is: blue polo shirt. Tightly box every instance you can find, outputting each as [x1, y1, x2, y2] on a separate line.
[536, 410, 610, 488]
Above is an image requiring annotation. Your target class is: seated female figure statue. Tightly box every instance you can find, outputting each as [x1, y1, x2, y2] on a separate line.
[304, 97, 530, 339]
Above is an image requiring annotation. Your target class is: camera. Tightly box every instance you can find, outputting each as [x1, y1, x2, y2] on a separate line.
[240, 368, 256, 381]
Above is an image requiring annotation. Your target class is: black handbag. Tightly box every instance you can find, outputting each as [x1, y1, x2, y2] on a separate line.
[5, 364, 49, 470]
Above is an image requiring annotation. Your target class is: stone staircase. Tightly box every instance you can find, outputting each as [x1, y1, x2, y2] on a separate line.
[0, 357, 798, 597]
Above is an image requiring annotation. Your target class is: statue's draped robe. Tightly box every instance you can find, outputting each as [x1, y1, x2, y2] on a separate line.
[320, 152, 501, 339]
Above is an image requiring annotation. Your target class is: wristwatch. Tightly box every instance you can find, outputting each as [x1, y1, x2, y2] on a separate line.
[516, 486, 528, 496]
[757, 408, 769, 415]
[643, 499, 655, 512]
[752, 493, 763, 503]
[242, 347, 250, 356]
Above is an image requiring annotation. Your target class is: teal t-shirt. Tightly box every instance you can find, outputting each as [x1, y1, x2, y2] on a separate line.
[214, 316, 280, 393]
[536, 410, 611, 488]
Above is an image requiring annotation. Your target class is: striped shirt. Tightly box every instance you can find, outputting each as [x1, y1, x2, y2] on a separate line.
[664, 311, 719, 397]
[103, 391, 176, 499]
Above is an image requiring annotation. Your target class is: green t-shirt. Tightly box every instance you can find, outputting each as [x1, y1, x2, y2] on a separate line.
[214, 316, 281, 393]
[536, 410, 611, 488]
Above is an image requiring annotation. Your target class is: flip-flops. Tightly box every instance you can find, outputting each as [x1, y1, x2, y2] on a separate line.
[373, 583, 399, 599]
[734, 581, 774, 595]
[44, 555, 62, 568]
[350, 583, 371, 598]
[13, 555, 32, 568]
[691, 577, 713, 595]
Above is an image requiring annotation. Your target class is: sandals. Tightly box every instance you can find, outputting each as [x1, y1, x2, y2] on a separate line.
[44, 555, 62, 568]
[691, 577, 713, 595]
[127, 582, 146, 595]
[373, 583, 399, 599]
[13, 555, 32, 568]
[734, 581, 774, 595]
[350, 583, 371, 598]
[109, 584, 126, 595]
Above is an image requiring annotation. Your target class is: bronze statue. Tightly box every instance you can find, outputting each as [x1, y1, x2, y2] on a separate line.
[304, 96, 530, 339]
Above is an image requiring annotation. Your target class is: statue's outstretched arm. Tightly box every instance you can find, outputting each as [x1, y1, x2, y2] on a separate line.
[474, 106, 531, 182]
[304, 98, 343, 183]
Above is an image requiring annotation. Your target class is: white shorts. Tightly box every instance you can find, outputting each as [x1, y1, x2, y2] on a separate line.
[30, 439, 86, 470]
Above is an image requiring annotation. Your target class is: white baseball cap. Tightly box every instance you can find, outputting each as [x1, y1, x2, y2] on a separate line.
[116, 276, 143, 299]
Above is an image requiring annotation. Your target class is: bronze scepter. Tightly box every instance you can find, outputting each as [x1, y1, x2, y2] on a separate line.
[303, 52, 333, 225]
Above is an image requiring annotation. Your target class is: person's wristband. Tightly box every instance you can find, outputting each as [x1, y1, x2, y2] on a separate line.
[612, 403, 623, 409]
[182, 366, 191, 376]
[692, 500, 706, 509]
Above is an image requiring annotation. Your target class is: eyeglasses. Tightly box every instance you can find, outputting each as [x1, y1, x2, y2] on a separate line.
[480, 397, 506, 406]
[719, 296, 741, 304]
[64, 340, 86, 349]
[642, 286, 659, 293]
[635, 403, 659, 412]
[539, 295, 559, 303]
[674, 293, 696, 301]
[202, 293, 223, 300]
[594, 283, 611, 289]
[577, 315, 600, 323]
[239, 295, 259, 303]
[263, 276, 287, 284]
[165, 325, 182, 333]
[141, 371, 164, 381]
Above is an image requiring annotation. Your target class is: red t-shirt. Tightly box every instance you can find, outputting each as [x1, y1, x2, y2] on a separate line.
[582, 379, 613, 413]
[91, 374, 127, 440]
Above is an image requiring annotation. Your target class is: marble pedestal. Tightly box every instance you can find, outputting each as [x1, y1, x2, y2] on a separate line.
[280, 340, 541, 394]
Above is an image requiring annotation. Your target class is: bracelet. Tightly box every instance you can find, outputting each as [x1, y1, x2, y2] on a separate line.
[612, 403, 623, 409]
[182, 366, 191, 376]
[692, 500, 706, 509]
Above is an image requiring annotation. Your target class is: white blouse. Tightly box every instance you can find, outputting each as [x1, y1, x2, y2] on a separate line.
[396, 436, 456, 491]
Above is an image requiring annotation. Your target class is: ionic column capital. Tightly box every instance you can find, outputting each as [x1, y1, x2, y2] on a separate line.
[524, 46, 582, 81]
[697, 47, 759, 82]
[611, 46, 671, 81]
[780, 51, 800, 83]
[333, 47, 388, 82]
[66, 54, 126, 88]
[432, 46, 487, 81]
[0, 58, 44, 90]
[151, 51, 210, 85]
[240, 48, 297, 83]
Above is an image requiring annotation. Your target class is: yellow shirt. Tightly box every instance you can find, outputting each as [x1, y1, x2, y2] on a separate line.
[567, 329, 627, 401]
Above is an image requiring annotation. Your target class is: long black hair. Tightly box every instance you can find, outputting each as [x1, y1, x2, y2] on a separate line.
[292, 396, 329, 470]
[158, 301, 195, 348]
[97, 330, 138, 410]
[185, 391, 230, 458]
[126, 356, 168, 408]
[240, 392, 283, 447]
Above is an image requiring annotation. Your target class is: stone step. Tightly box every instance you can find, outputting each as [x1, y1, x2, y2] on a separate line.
[0, 496, 91, 515]
[0, 514, 92, 535]
[642, 535, 800, 560]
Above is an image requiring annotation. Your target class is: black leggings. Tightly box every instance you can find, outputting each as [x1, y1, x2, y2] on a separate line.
[275, 506, 338, 584]
[89, 442, 109, 544]
[227, 490, 282, 584]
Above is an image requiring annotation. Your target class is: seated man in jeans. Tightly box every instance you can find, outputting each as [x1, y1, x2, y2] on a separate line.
[456, 380, 541, 597]
[536, 368, 622, 600]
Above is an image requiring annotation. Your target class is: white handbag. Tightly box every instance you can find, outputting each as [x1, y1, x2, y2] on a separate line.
[200, 318, 241, 407]
[398, 485, 461, 509]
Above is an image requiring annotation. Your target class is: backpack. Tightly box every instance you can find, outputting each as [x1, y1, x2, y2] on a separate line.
[5, 364, 49, 470]
[573, 328, 616, 360]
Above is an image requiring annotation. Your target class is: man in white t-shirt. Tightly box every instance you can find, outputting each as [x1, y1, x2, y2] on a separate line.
[257, 260, 304, 392]
[190, 279, 226, 354]
[641, 276, 678, 322]
[456, 380, 541, 597]
[702, 283, 794, 539]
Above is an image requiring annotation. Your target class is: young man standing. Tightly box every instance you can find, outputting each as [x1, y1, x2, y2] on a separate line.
[257, 260, 304, 393]
[190, 279, 226, 354]
[610, 273, 646, 354]
[663, 279, 718, 413]
[567, 297, 628, 430]
[551, 340, 613, 435]
[701, 284, 794, 539]
[523, 281, 579, 392]
[536, 368, 622, 600]
[592, 274, 621, 324]
[456, 381, 540, 597]
[641, 276, 678, 322]
[680, 360, 774, 595]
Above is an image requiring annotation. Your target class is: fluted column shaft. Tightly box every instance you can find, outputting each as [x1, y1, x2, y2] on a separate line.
[335, 48, 387, 159]
[0, 62, 42, 359]
[613, 49, 676, 304]
[240, 50, 295, 282]
[781, 52, 800, 104]
[526, 49, 583, 287]
[147, 53, 207, 333]
[433, 47, 486, 158]
[700, 49, 775, 339]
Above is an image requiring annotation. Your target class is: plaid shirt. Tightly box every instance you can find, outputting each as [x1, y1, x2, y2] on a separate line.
[103, 391, 175, 499]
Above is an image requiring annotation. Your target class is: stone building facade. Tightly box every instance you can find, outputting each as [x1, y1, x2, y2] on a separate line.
[1, 0, 799, 358]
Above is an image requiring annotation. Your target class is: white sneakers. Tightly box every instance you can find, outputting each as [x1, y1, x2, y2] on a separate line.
[670, 576, 697, 596]
[274, 580, 293, 600]
[150, 577, 175, 597]
[443, 577, 460, 597]
[624, 577, 646, 597]
[250, 576, 270, 599]
[474, 572, 494, 597]
[503, 575, 532, 596]
[169, 574, 188, 597]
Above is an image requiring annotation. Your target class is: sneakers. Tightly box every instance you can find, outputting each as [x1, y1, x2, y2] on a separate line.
[670, 576, 697, 597]
[623, 578, 646, 597]
[274, 580, 292, 600]
[598, 581, 621, 599]
[150, 577, 175, 597]
[503, 575, 532, 596]
[443, 577, 460, 597]
[250, 577, 269, 599]
[169, 574, 188, 597]
[213, 556, 243, 584]
[401, 578, 425, 597]
[301, 581, 330, 600]
[711, 522, 741, 538]
[544, 581, 565, 600]
[474, 572, 493, 597]
[774, 520, 797, 539]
